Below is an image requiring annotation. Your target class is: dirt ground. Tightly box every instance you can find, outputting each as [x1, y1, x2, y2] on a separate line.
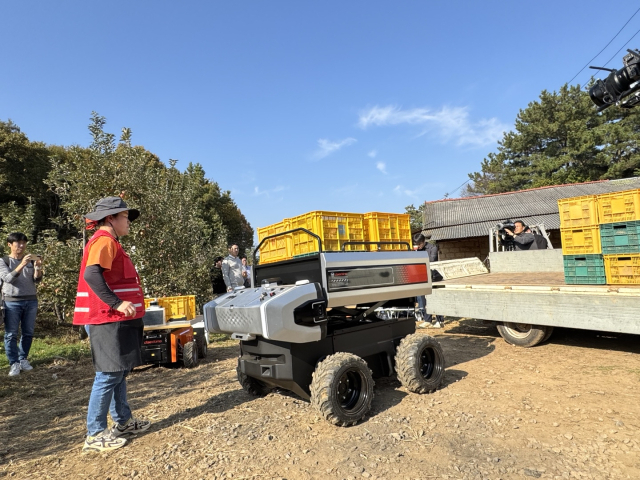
[1, 318, 640, 480]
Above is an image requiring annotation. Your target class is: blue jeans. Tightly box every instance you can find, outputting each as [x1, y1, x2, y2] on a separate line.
[416, 296, 444, 323]
[3, 300, 38, 365]
[86, 370, 132, 436]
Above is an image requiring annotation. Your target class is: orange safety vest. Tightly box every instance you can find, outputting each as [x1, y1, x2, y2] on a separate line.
[73, 229, 145, 325]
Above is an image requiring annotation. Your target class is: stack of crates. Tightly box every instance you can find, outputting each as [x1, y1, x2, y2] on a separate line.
[597, 189, 640, 285]
[363, 212, 412, 251]
[558, 195, 605, 284]
[143, 295, 196, 321]
[558, 188, 640, 285]
[257, 211, 412, 264]
[288, 211, 367, 256]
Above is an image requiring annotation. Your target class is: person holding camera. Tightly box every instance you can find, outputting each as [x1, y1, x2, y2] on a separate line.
[1, 232, 43, 377]
[73, 197, 150, 453]
[504, 220, 538, 250]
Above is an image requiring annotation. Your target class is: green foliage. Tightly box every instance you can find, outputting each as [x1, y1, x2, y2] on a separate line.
[0, 113, 253, 321]
[0, 202, 37, 249]
[467, 84, 640, 195]
[405, 203, 426, 231]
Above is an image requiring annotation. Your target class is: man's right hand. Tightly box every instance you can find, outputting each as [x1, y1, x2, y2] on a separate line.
[116, 301, 137, 317]
[227, 286, 233, 292]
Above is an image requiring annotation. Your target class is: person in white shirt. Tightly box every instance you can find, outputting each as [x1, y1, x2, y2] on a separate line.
[222, 244, 244, 292]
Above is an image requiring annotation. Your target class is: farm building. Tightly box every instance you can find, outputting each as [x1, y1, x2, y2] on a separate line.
[421, 177, 640, 262]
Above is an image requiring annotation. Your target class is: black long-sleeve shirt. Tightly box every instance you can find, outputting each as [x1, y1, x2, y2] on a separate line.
[84, 265, 123, 309]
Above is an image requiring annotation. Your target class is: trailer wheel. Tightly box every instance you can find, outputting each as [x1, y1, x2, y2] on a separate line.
[310, 352, 374, 427]
[196, 334, 207, 359]
[182, 340, 199, 368]
[395, 334, 445, 394]
[236, 361, 273, 396]
[497, 322, 547, 348]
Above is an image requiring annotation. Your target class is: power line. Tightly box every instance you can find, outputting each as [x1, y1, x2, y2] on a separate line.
[567, 7, 640, 85]
[601, 26, 640, 68]
[445, 178, 471, 199]
[587, 26, 640, 86]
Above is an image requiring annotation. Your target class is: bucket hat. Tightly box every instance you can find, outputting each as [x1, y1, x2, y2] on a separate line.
[84, 197, 140, 222]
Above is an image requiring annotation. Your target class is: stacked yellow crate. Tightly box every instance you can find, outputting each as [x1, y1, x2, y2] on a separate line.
[597, 189, 640, 285]
[557, 195, 605, 284]
[257, 211, 412, 263]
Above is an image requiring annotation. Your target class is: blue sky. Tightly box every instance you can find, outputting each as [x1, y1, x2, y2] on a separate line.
[3, 1, 640, 236]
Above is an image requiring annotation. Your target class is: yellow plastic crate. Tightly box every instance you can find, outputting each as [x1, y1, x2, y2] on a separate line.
[287, 211, 366, 254]
[144, 295, 196, 320]
[257, 220, 291, 264]
[363, 212, 412, 251]
[604, 253, 640, 284]
[597, 189, 640, 224]
[560, 226, 601, 254]
[557, 195, 599, 228]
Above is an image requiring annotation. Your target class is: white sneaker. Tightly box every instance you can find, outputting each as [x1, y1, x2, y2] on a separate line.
[430, 321, 443, 329]
[111, 417, 151, 437]
[20, 359, 33, 371]
[8, 363, 21, 377]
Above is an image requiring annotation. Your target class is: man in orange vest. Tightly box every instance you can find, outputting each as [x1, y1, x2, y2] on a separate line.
[73, 197, 150, 453]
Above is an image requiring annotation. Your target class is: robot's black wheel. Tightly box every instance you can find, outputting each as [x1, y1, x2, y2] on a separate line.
[182, 340, 199, 368]
[395, 333, 445, 394]
[195, 334, 208, 359]
[310, 352, 374, 427]
[236, 360, 273, 396]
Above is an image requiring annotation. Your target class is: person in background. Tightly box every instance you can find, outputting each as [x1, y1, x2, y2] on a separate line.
[73, 197, 150, 453]
[1, 232, 43, 377]
[241, 256, 252, 288]
[503, 220, 538, 250]
[413, 233, 444, 328]
[211, 256, 227, 296]
[222, 244, 244, 292]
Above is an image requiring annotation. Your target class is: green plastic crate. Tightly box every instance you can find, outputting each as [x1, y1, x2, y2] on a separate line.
[563, 254, 606, 285]
[600, 220, 640, 254]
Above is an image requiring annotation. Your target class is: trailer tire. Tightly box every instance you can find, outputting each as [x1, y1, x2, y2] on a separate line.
[310, 352, 374, 427]
[542, 326, 554, 343]
[182, 340, 199, 368]
[196, 334, 207, 359]
[395, 333, 445, 394]
[236, 361, 273, 397]
[497, 322, 547, 347]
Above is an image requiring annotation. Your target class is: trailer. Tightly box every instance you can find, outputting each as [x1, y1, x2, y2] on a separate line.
[428, 249, 640, 347]
[203, 229, 446, 426]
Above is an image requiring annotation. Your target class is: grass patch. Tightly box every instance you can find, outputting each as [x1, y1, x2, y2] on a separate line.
[209, 332, 233, 343]
[0, 336, 91, 370]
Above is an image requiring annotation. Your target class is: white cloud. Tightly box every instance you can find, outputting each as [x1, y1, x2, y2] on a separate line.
[368, 149, 377, 158]
[393, 182, 444, 201]
[357, 105, 508, 147]
[313, 137, 357, 159]
[253, 185, 287, 198]
[376, 161, 387, 174]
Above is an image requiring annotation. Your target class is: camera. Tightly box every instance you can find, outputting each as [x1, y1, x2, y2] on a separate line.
[495, 220, 516, 250]
[495, 220, 515, 235]
[589, 49, 640, 111]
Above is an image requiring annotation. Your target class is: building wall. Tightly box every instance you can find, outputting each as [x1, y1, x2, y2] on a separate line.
[436, 229, 561, 262]
[437, 237, 490, 262]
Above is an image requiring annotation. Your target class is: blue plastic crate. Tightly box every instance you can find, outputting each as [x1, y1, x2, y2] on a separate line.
[563, 254, 606, 285]
[600, 221, 640, 254]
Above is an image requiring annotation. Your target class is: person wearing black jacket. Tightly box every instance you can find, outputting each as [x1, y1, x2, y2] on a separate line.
[211, 256, 227, 296]
[414, 233, 444, 328]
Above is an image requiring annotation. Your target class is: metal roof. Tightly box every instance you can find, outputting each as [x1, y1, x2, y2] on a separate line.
[423, 178, 640, 240]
